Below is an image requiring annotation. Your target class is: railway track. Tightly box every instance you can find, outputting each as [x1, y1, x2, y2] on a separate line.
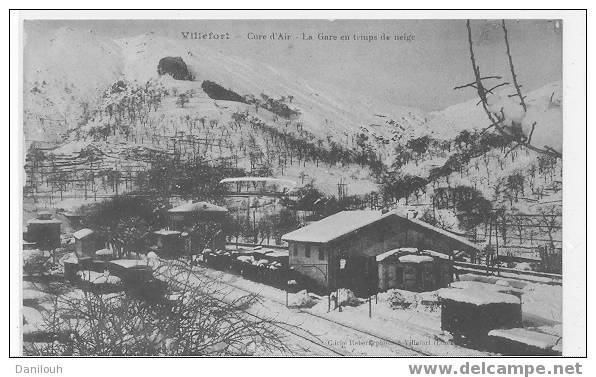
[162, 266, 347, 356]
[231, 242, 563, 285]
[183, 263, 432, 356]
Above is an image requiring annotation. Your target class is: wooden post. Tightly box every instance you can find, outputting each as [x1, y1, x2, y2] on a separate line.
[495, 216, 500, 277]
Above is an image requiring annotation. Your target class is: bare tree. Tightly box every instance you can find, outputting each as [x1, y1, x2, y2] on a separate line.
[455, 20, 561, 159]
[25, 259, 296, 356]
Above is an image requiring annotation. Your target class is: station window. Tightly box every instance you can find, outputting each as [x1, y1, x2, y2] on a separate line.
[318, 249, 325, 261]
[305, 245, 311, 258]
[292, 244, 298, 256]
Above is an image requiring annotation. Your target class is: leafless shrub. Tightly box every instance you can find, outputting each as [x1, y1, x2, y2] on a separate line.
[26, 259, 295, 356]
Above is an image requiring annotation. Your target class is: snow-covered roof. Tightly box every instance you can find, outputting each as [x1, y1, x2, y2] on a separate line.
[282, 210, 386, 243]
[450, 281, 523, 297]
[109, 259, 149, 269]
[422, 249, 451, 260]
[27, 218, 62, 225]
[376, 249, 401, 262]
[73, 228, 94, 239]
[219, 177, 296, 186]
[488, 328, 561, 350]
[282, 210, 481, 252]
[51, 140, 94, 156]
[77, 270, 122, 285]
[399, 254, 434, 264]
[236, 255, 254, 263]
[265, 250, 289, 258]
[252, 248, 276, 255]
[95, 248, 113, 256]
[438, 288, 520, 306]
[153, 229, 182, 236]
[168, 201, 228, 213]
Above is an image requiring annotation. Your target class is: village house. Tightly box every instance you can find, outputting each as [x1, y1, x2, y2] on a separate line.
[167, 201, 228, 252]
[73, 228, 103, 259]
[25, 212, 62, 250]
[282, 210, 480, 295]
[152, 229, 185, 255]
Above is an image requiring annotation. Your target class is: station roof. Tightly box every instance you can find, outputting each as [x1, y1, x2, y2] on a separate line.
[168, 201, 228, 214]
[282, 210, 386, 244]
[282, 210, 481, 254]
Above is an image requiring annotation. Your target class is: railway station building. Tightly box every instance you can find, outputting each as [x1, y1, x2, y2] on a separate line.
[282, 210, 480, 296]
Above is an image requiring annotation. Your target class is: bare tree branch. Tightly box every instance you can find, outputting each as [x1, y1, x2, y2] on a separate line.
[502, 19, 527, 111]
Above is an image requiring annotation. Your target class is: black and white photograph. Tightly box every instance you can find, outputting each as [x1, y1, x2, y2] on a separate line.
[10, 10, 587, 360]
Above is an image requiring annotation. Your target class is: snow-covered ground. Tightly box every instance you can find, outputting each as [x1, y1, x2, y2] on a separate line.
[186, 264, 489, 355]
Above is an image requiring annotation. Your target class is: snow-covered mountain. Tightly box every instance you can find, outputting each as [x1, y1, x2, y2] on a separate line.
[24, 28, 427, 147]
[24, 28, 124, 142]
[23, 27, 562, 207]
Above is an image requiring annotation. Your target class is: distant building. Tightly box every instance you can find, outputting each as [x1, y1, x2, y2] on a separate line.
[168, 201, 228, 228]
[167, 202, 228, 252]
[219, 177, 297, 196]
[152, 229, 184, 255]
[26, 212, 61, 250]
[73, 228, 103, 259]
[282, 210, 480, 295]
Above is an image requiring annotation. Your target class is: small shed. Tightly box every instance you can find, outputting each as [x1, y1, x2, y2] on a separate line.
[73, 228, 103, 259]
[438, 288, 522, 339]
[168, 201, 228, 229]
[95, 248, 114, 261]
[107, 259, 153, 284]
[376, 248, 453, 292]
[264, 249, 289, 265]
[449, 280, 523, 300]
[26, 212, 61, 250]
[168, 201, 228, 252]
[153, 230, 184, 255]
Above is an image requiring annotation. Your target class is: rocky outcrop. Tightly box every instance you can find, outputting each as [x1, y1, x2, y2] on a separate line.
[157, 57, 194, 81]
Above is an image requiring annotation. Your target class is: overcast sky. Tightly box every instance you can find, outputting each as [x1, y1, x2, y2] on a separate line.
[24, 19, 562, 111]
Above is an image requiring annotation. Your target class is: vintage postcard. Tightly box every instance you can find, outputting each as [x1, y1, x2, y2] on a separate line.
[11, 10, 587, 360]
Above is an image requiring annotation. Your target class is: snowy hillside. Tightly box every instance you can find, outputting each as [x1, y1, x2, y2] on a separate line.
[114, 33, 427, 143]
[426, 81, 562, 152]
[24, 28, 426, 148]
[23, 27, 562, 262]
[24, 28, 124, 143]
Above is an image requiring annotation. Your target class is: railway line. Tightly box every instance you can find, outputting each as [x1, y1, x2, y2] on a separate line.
[164, 265, 348, 356]
[173, 260, 433, 356]
[211, 274, 432, 355]
[230, 242, 563, 285]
